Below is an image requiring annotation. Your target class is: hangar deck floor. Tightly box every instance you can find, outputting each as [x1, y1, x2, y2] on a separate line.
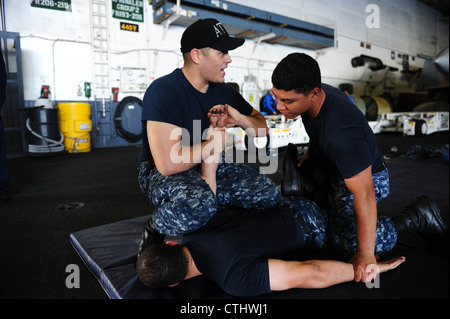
[1, 131, 448, 301]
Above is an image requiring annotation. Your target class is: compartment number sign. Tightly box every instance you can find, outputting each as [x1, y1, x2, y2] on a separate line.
[31, 0, 72, 12]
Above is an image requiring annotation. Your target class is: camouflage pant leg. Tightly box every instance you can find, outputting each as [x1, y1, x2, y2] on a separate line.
[138, 162, 217, 236]
[216, 162, 280, 209]
[279, 196, 328, 250]
[327, 168, 397, 257]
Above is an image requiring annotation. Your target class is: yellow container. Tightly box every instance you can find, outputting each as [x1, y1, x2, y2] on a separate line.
[58, 102, 92, 153]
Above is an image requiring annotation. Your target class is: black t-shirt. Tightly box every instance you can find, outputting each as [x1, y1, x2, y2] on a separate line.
[139, 68, 254, 164]
[182, 206, 306, 297]
[302, 83, 383, 179]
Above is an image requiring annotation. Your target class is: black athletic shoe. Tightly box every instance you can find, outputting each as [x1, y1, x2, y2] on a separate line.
[137, 218, 164, 256]
[281, 143, 304, 197]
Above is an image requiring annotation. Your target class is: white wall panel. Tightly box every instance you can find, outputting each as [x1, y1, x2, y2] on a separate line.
[4, 0, 448, 102]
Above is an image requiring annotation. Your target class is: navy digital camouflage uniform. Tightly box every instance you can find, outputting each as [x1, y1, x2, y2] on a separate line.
[139, 160, 280, 236]
[280, 167, 396, 257]
[326, 167, 397, 257]
[278, 196, 328, 250]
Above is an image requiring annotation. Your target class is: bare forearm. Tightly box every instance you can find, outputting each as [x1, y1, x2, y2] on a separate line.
[237, 113, 268, 137]
[345, 166, 379, 281]
[199, 153, 220, 194]
[209, 105, 268, 136]
[159, 139, 216, 176]
[151, 122, 225, 176]
[269, 257, 406, 291]
[353, 192, 377, 254]
[269, 259, 355, 291]
[302, 260, 356, 289]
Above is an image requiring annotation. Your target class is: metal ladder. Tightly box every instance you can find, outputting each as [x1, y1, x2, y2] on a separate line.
[90, 0, 110, 118]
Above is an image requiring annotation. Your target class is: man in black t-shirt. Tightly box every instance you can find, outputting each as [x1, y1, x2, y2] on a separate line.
[138, 19, 279, 237]
[137, 197, 409, 297]
[270, 53, 395, 283]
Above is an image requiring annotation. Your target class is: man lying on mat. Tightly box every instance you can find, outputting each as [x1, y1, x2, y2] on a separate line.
[136, 178, 446, 297]
[137, 199, 409, 297]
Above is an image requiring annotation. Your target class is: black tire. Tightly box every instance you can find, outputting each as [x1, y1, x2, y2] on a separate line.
[414, 119, 427, 136]
[114, 96, 142, 143]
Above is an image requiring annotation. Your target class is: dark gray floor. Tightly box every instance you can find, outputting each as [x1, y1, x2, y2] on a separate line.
[1, 131, 448, 299]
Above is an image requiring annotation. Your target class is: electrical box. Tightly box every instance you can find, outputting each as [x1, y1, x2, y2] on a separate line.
[120, 67, 148, 93]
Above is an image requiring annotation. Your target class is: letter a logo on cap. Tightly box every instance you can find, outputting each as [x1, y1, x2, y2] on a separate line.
[213, 23, 226, 38]
[180, 18, 244, 53]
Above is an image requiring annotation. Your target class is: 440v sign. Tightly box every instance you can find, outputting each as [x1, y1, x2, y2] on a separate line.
[120, 22, 139, 32]
[112, 0, 144, 23]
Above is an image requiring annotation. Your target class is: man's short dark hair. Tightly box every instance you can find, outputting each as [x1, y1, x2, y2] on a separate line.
[271, 53, 322, 94]
[136, 244, 189, 288]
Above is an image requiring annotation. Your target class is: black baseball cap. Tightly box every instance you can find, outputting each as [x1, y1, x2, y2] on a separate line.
[180, 18, 245, 53]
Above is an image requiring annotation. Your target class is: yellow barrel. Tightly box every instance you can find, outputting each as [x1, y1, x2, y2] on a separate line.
[58, 102, 92, 153]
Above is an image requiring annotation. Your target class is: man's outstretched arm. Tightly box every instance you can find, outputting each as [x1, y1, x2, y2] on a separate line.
[268, 257, 405, 291]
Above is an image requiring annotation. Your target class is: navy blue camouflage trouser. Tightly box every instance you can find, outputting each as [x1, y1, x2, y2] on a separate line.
[138, 161, 280, 236]
[329, 168, 397, 257]
[296, 167, 397, 257]
[330, 167, 397, 257]
[279, 196, 328, 251]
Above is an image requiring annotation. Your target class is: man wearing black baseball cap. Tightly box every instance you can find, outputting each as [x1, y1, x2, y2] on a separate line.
[138, 18, 279, 243]
[180, 18, 245, 53]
